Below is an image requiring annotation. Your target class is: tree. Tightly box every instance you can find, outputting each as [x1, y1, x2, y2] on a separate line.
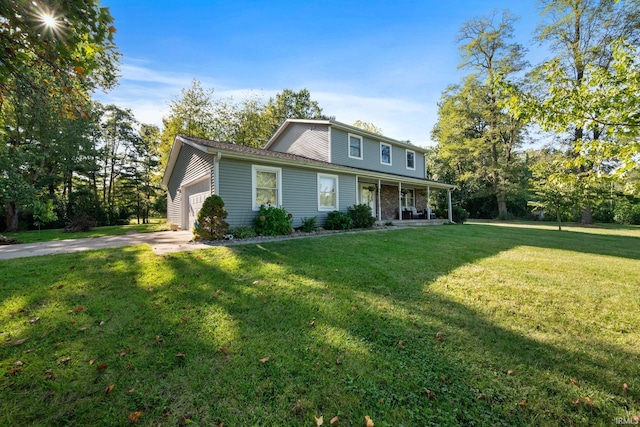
[262, 89, 326, 135]
[353, 120, 383, 135]
[433, 10, 527, 219]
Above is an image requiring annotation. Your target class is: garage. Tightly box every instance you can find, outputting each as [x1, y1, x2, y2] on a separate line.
[182, 177, 211, 230]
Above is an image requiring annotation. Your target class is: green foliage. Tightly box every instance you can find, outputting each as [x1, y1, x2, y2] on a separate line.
[230, 225, 257, 239]
[194, 195, 229, 240]
[32, 199, 58, 230]
[451, 205, 470, 224]
[352, 120, 383, 135]
[253, 204, 293, 236]
[614, 200, 640, 225]
[325, 211, 353, 230]
[299, 216, 318, 232]
[263, 88, 326, 135]
[347, 204, 376, 229]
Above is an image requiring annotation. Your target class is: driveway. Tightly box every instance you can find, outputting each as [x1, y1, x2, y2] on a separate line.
[0, 231, 212, 260]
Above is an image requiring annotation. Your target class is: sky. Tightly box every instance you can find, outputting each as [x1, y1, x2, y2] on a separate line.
[95, 0, 550, 148]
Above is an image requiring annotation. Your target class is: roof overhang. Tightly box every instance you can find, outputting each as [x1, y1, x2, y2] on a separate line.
[161, 135, 213, 188]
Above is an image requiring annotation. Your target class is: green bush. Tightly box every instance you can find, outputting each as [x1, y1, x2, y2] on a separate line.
[300, 216, 317, 232]
[194, 195, 229, 240]
[347, 204, 376, 228]
[614, 200, 640, 225]
[230, 226, 257, 239]
[253, 204, 293, 236]
[325, 210, 353, 230]
[452, 205, 470, 224]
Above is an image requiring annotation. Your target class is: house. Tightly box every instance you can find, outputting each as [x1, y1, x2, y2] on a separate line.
[162, 119, 455, 230]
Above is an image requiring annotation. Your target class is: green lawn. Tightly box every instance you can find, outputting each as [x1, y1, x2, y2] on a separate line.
[1, 223, 638, 426]
[2, 218, 169, 244]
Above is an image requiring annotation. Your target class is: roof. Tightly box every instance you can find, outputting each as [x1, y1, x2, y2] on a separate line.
[162, 135, 454, 190]
[264, 118, 430, 154]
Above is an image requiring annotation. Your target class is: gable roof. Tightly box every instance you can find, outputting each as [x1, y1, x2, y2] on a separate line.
[264, 119, 430, 153]
[162, 135, 454, 190]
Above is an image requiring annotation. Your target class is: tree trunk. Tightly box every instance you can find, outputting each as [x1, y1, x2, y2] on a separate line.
[496, 193, 508, 220]
[557, 211, 562, 231]
[5, 201, 19, 232]
[581, 205, 593, 224]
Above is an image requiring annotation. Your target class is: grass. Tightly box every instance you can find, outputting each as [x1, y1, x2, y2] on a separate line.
[2, 218, 169, 244]
[0, 222, 639, 426]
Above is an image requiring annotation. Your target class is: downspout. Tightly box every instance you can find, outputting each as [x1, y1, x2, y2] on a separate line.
[214, 151, 222, 194]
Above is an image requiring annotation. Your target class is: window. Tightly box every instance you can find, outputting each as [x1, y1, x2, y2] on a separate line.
[406, 149, 416, 170]
[252, 165, 281, 210]
[348, 134, 363, 159]
[380, 142, 392, 165]
[318, 173, 338, 211]
[401, 189, 415, 207]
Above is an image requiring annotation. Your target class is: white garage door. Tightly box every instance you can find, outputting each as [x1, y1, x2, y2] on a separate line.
[183, 179, 210, 230]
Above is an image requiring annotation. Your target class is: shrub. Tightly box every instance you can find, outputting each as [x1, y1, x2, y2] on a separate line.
[64, 216, 96, 233]
[614, 200, 640, 225]
[253, 204, 293, 236]
[231, 226, 257, 239]
[347, 204, 376, 228]
[452, 205, 470, 224]
[325, 210, 353, 230]
[194, 195, 229, 240]
[300, 216, 317, 232]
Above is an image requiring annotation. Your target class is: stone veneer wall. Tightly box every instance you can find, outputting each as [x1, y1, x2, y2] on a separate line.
[380, 185, 430, 220]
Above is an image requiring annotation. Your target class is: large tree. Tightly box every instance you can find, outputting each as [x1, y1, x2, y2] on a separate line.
[262, 88, 327, 136]
[433, 10, 528, 219]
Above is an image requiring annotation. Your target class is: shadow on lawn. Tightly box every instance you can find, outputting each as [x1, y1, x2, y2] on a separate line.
[0, 223, 638, 425]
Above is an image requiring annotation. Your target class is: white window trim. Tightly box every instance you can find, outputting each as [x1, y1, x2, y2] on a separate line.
[406, 149, 416, 170]
[251, 165, 282, 211]
[317, 173, 339, 211]
[348, 133, 363, 160]
[402, 188, 415, 207]
[380, 142, 392, 166]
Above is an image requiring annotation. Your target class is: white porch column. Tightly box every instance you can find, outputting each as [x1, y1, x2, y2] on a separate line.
[447, 189, 453, 222]
[355, 176, 359, 205]
[377, 180, 381, 221]
[427, 186, 431, 219]
[398, 182, 402, 220]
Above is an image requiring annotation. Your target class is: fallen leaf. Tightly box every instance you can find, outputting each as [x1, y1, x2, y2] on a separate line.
[147, 288, 154, 292]
[336, 358, 342, 365]
[435, 332, 443, 341]
[70, 319, 76, 324]
[519, 400, 527, 406]
[291, 401, 301, 413]
[310, 321, 316, 327]
[397, 340, 405, 349]
[570, 378, 578, 385]
[439, 375, 446, 383]
[315, 415, 323, 426]
[572, 398, 581, 405]
[29, 317, 40, 324]
[89, 359, 95, 365]
[181, 316, 189, 322]
[128, 410, 142, 422]
[13, 338, 28, 346]
[128, 388, 136, 394]
[178, 414, 192, 426]
[219, 347, 228, 353]
[632, 415, 640, 423]
[75, 306, 84, 313]
[477, 393, 485, 399]
[252, 280, 260, 285]
[176, 352, 185, 358]
[425, 388, 436, 400]
[18, 308, 25, 313]
[365, 415, 374, 427]
[61, 357, 72, 364]
[330, 416, 339, 425]
[97, 363, 108, 370]
[259, 357, 269, 364]
[105, 384, 114, 394]
[351, 306, 358, 311]
[25, 348, 36, 353]
[507, 370, 515, 376]
[582, 396, 593, 407]
[8, 368, 22, 375]
[120, 348, 130, 357]
[99, 321, 105, 326]
[57, 285, 64, 289]
[623, 383, 629, 391]
[14, 361, 23, 367]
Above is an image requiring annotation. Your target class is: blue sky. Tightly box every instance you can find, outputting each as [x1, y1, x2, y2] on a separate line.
[95, 0, 549, 147]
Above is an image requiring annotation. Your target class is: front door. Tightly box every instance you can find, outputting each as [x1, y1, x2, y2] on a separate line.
[360, 184, 377, 219]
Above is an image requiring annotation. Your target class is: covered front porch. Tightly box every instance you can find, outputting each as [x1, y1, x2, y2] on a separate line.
[355, 175, 455, 223]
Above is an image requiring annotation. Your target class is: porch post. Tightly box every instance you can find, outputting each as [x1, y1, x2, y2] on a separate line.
[398, 182, 402, 220]
[377, 179, 381, 221]
[355, 176, 359, 205]
[427, 186, 431, 219]
[447, 189, 453, 222]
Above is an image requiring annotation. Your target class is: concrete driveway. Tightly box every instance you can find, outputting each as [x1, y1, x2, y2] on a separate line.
[0, 230, 213, 260]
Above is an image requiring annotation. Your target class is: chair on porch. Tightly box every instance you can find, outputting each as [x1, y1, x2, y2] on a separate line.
[404, 206, 427, 219]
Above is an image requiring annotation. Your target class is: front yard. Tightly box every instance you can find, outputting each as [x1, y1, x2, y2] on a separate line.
[1, 222, 638, 425]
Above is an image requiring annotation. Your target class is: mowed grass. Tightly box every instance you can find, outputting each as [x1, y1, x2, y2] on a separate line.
[0, 223, 638, 426]
[2, 218, 169, 244]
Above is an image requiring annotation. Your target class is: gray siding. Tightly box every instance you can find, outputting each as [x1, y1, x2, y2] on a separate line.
[330, 128, 426, 178]
[166, 144, 215, 226]
[218, 158, 357, 228]
[269, 123, 329, 161]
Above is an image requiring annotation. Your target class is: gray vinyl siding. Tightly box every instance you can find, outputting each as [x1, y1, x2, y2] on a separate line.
[269, 123, 330, 162]
[218, 157, 357, 228]
[166, 144, 215, 225]
[330, 128, 426, 178]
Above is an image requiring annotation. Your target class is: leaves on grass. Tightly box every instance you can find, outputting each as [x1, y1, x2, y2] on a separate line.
[13, 338, 28, 346]
[181, 316, 189, 322]
[291, 401, 301, 413]
[105, 384, 114, 394]
[315, 415, 323, 426]
[14, 360, 23, 367]
[582, 396, 594, 406]
[61, 357, 72, 364]
[435, 332, 443, 341]
[120, 348, 130, 357]
[45, 369, 54, 380]
[29, 317, 40, 324]
[507, 370, 515, 376]
[97, 363, 108, 370]
[128, 410, 142, 422]
[259, 357, 269, 364]
[75, 306, 84, 313]
[397, 340, 405, 349]
[365, 415, 374, 426]
[310, 321, 315, 327]
[519, 400, 527, 406]
[623, 383, 629, 392]
[570, 378, 578, 385]
[89, 359, 95, 365]
[424, 388, 436, 400]
[176, 352, 185, 358]
[8, 367, 22, 375]
[25, 348, 35, 353]
[330, 416, 339, 425]
[336, 358, 342, 365]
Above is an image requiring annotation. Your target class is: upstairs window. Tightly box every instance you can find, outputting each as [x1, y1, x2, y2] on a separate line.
[406, 149, 416, 170]
[348, 134, 363, 159]
[380, 142, 392, 165]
